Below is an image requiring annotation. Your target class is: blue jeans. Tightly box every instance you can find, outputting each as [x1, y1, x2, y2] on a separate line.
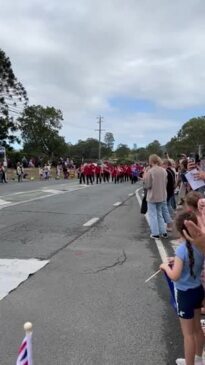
[147, 202, 166, 236]
[167, 196, 176, 217]
[161, 201, 172, 224]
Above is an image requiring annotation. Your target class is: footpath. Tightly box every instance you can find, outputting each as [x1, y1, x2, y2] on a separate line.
[0, 193, 181, 365]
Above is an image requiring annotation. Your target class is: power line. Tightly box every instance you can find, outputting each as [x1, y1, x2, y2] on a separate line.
[95, 115, 105, 161]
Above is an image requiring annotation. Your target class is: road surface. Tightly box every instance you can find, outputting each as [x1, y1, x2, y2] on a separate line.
[0, 179, 182, 364]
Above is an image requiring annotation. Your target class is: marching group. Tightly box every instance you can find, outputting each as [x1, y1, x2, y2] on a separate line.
[143, 153, 205, 365]
[78, 162, 144, 185]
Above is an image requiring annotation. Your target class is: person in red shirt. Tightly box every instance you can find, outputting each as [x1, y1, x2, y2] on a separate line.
[84, 163, 93, 185]
[127, 165, 132, 181]
[95, 164, 102, 184]
[103, 164, 110, 183]
[90, 163, 95, 183]
[111, 165, 118, 183]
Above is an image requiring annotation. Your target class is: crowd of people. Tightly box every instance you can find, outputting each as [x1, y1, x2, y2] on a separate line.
[78, 162, 144, 185]
[142, 153, 205, 365]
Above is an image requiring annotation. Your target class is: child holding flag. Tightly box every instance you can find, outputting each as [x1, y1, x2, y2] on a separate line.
[160, 211, 205, 365]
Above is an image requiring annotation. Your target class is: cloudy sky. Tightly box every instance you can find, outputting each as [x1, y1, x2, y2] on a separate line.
[1, 0, 205, 148]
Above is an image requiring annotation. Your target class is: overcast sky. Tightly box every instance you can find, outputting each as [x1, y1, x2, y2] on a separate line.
[1, 0, 205, 148]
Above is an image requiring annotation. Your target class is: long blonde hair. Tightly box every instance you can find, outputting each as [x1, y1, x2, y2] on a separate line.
[149, 154, 162, 166]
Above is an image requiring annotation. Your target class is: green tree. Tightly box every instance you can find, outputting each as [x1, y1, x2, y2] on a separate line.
[18, 105, 64, 159]
[104, 132, 115, 150]
[165, 137, 183, 159]
[115, 144, 130, 159]
[177, 117, 205, 153]
[146, 140, 162, 156]
[166, 117, 205, 158]
[136, 147, 148, 161]
[0, 49, 28, 146]
[69, 138, 111, 162]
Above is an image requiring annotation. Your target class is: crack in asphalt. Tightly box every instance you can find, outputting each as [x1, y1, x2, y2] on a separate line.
[84, 249, 127, 274]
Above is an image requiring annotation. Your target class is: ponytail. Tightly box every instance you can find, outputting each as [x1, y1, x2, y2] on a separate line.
[186, 239, 196, 278]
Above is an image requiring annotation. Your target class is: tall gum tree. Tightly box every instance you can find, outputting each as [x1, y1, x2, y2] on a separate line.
[18, 105, 64, 159]
[0, 49, 28, 146]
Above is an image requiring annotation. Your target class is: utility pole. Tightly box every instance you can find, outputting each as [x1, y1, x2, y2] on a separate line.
[95, 115, 105, 161]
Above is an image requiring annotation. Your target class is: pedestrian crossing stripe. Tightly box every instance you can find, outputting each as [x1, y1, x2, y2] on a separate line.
[0, 258, 49, 301]
[0, 198, 11, 207]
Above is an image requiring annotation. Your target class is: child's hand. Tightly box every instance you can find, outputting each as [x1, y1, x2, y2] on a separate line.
[183, 220, 205, 252]
[198, 199, 205, 212]
[160, 263, 167, 272]
[198, 199, 205, 229]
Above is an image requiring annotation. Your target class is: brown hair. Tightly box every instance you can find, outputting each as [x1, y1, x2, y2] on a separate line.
[184, 191, 203, 210]
[162, 159, 172, 167]
[180, 159, 188, 170]
[175, 211, 198, 278]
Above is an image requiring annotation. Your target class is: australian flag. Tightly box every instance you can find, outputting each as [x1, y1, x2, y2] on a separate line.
[16, 333, 32, 365]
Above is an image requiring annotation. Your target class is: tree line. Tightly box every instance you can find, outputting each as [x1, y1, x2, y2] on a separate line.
[1, 49, 205, 166]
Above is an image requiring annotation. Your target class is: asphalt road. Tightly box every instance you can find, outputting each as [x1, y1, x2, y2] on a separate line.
[0, 179, 182, 364]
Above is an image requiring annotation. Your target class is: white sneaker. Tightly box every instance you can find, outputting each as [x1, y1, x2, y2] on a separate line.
[176, 358, 204, 364]
[176, 359, 186, 365]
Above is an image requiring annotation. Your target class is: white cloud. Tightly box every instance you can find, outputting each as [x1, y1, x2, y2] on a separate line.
[1, 0, 205, 146]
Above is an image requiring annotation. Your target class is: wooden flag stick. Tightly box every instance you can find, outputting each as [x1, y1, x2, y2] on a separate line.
[24, 322, 33, 365]
[145, 269, 161, 283]
[24, 322, 33, 334]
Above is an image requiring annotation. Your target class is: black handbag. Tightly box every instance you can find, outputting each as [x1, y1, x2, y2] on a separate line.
[140, 195, 147, 214]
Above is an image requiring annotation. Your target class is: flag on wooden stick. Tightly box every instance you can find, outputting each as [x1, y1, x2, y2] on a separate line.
[16, 322, 33, 365]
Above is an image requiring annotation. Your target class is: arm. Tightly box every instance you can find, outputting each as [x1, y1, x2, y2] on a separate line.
[193, 170, 205, 181]
[143, 170, 152, 189]
[160, 256, 183, 281]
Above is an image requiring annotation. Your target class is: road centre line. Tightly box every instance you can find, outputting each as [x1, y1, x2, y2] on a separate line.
[42, 189, 64, 194]
[135, 187, 168, 262]
[113, 201, 122, 206]
[83, 217, 100, 227]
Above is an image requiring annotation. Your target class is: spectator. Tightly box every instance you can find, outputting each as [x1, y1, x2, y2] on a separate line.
[16, 162, 23, 182]
[162, 159, 176, 217]
[143, 154, 168, 239]
[177, 159, 190, 206]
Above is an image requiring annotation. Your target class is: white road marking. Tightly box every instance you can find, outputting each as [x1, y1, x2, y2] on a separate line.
[135, 187, 168, 262]
[43, 189, 64, 194]
[0, 198, 11, 207]
[83, 217, 99, 226]
[0, 258, 49, 301]
[128, 193, 134, 196]
[1, 189, 42, 197]
[0, 184, 88, 210]
[113, 201, 122, 206]
[154, 239, 168, 262]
